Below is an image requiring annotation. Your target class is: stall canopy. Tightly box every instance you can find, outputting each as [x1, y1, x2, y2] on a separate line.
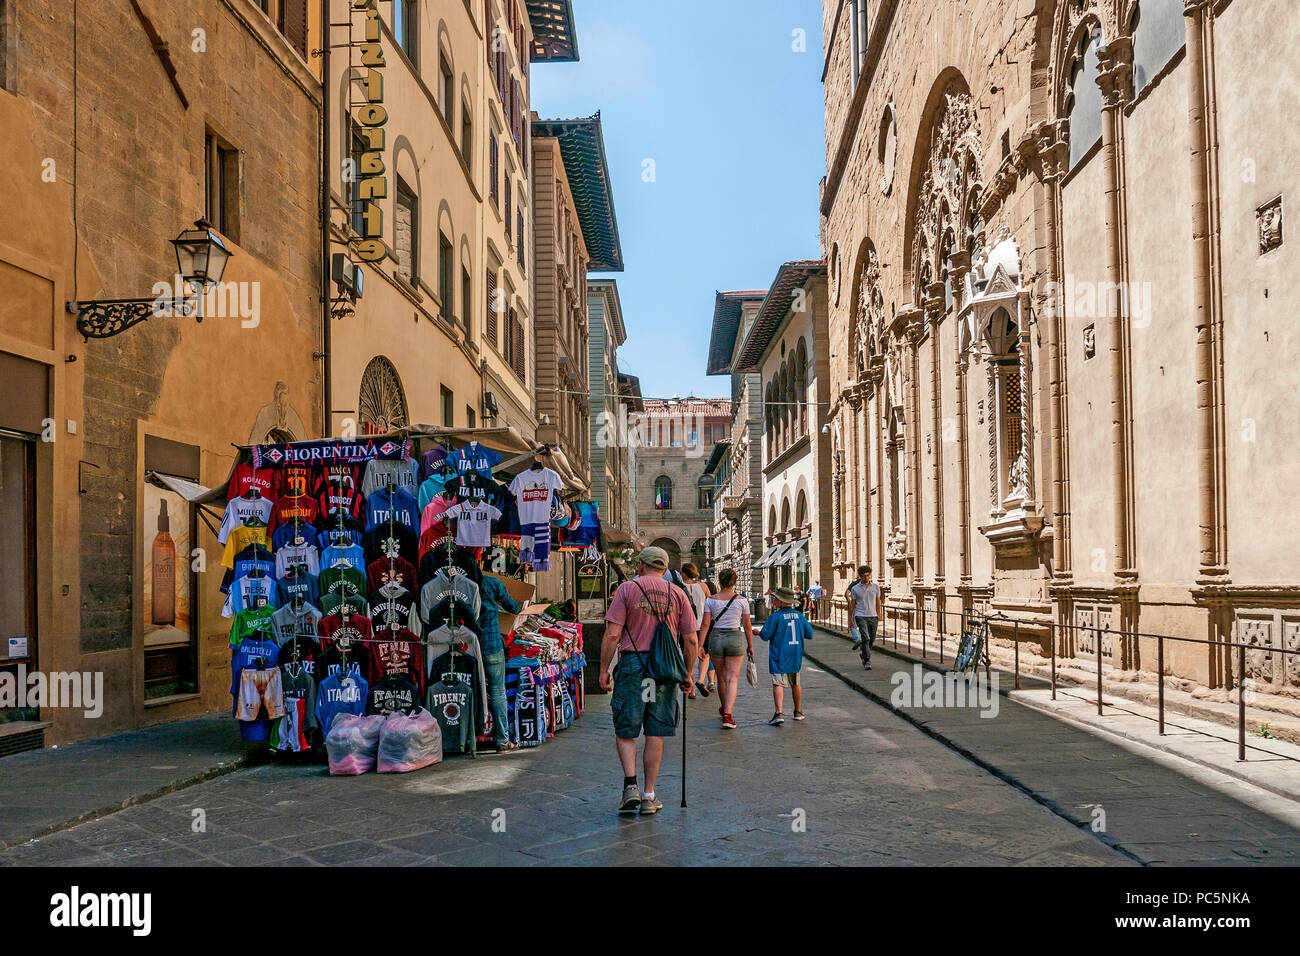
[754, 542, 783, 569]
[772, 538, 808, 568]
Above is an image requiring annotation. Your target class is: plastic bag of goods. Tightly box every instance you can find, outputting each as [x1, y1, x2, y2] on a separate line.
[377, 707, 443, 773]
[325, 713, 386, 775]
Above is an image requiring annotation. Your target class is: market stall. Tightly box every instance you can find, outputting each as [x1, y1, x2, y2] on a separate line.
[213, 427, 592, 773]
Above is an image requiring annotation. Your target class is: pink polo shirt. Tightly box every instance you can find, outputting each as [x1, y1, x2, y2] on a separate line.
[605, 575, 699, 653]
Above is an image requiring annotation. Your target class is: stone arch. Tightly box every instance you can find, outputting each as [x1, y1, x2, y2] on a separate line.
[649, 537, 683, 570]
[358, 356, 409, 435]
[849, 238, 884, 384]
[780, 494, 792, 533]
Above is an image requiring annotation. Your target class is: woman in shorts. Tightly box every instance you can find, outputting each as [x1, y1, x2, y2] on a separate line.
[698, 569, 753, 729]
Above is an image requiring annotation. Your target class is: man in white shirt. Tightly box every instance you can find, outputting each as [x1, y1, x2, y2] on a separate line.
[845, 565, 882, 670]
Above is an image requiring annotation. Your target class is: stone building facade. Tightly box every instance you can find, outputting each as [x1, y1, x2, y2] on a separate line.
[587, 279, 634, 542]
[632, 397, 732, 571]
[0, 0, 323, 747]
[706, 291, 768, 598]
[734, 264, 835, 598]
[820, 0, 1300, 696]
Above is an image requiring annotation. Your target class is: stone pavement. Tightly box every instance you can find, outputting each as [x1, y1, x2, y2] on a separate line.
[0, 714, 260, 850]
[805, 625, 1300, 865]
[0, 663, 1127, 867]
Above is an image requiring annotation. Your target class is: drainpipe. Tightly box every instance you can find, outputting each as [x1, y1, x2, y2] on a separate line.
[320, 0, 333, 436]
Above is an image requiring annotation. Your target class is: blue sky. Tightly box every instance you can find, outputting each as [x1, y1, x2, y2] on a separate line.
[530, 0, 826, 400]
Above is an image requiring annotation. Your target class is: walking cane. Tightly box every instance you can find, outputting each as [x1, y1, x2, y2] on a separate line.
[680, 678, 688, 808]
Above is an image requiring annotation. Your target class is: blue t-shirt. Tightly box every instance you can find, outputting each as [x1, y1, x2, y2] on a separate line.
[272, 521, 319, 554]
[364, 487, 420, 534]
[230, 635, 281, 699]
[451, 444, 503, 479]
[759, 607, 813, 674]
[228, 574, 279, 616]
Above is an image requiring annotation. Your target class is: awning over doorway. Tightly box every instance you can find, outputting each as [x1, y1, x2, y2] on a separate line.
[771, 538, 808, 568]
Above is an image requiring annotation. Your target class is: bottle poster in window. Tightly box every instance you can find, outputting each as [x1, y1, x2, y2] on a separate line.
[144, 483, 192, 647]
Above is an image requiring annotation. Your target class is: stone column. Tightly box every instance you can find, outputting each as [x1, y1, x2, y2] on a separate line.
[924, 281, 947, 586]
[847, 390, 862, 567]
[948, 251, 973, 586]
[1096, 36, 1136, 580]
[1184, 0, 1227, 580]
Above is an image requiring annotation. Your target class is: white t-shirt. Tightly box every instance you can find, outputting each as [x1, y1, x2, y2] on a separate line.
[509, 467, 563, 526]
[704, 593, 749, 629]
[443, 501, 502, 548]
[218, 495, 273, 543]
[685, 582, 707, 622]
[848, 580, 880, 618]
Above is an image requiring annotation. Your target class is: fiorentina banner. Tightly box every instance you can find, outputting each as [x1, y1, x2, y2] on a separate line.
[251, 437, 411, 469]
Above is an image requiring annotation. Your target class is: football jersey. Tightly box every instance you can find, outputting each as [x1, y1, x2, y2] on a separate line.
[276, 463, 314, 500]
[275, 540, 320, 579]
[221, 524, 270, 569]
[230, 635, 280, 700]
[268, 494, 319, 535]
[449, 443, 503, 479]
[224, 573, 278, 618]
[228, 555, 275, 594]
[272, 521, 319, 555]
[443, 501, 502, 548]
[361, 458, 420, 498]
[315, 664, 368, 733]
[275, 569, 319, 609]
[230, 605, 277, 647]
[227, 463, 276, 499]
[365, 487, 420, 534]
[425, 675, 475, 754]
[316, 484, 364, 524]
[218, 494, 274, 544]
[318, 518, 366, 549]
[271, 602, 323, 648]
[311, 464, 360, 498]
[366, 555, 418, 594]
[367, 674, 421, 716]
[321, 542, 366, 574]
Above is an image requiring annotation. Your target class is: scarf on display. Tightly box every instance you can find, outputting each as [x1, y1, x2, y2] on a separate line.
[252, 438, 412, 469]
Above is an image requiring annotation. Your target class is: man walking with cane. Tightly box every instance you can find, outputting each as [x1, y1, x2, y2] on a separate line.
[599, 547, 699, 815]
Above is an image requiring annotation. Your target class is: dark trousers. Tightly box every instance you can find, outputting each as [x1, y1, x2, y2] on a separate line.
[854, 616, 878, 664]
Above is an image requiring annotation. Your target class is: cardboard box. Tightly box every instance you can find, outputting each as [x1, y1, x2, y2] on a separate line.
[488, 574, 536, 635]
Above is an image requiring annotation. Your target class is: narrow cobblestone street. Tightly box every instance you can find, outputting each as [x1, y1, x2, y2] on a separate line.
[2, 665, 1132, 867]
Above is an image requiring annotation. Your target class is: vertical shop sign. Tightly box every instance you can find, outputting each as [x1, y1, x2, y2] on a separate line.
[354, 0, 388, 262]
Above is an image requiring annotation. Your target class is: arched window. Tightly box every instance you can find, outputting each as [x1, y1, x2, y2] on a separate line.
[653, 475, 672, 511]
[888, 406, 905, 532]
[1131, 0, 1184, 96]
[795, 490, 809, 531]
[795, 338, 808, 437]
[358, 356, 408, 435]
[1066, 27, 1103, 170]
[988, 308, 1026, 505]
[832, 447, 844, 550]
[697, 473, 716, 510]
[768, 505, 778, 543]
[780, 497, 792, 533]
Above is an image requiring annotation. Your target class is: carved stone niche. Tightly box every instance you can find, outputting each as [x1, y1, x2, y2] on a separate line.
[1258, 195, 1283, 255]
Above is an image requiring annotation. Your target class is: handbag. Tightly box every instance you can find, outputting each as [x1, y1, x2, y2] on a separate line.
[631, 580, 689, 687]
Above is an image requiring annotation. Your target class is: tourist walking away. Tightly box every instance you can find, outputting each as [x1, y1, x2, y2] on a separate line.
[680, 563, 712, 698]
[478, 559, 522, 752]
[807, 580, 824, 619]
[600, 547, 699, 815]
[699, 568, 753, 729]
[846, 565, 882, 669]
[760, 587, 813, 725]
[701, 578, 719, 690]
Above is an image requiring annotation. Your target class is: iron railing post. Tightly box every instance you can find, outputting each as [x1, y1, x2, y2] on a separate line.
[1097, 625, 1104, 716]
[1238, 640, 1247, 762]
[1050, 619, 1057, 700]
[1014, 619, 1020, 690]
[1157, 633, 1165, 735]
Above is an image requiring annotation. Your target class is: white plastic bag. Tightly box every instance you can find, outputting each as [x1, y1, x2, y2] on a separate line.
[325, 713, 385, 775]
[377, 707, 443, 773]
[745, 658, 758, 687]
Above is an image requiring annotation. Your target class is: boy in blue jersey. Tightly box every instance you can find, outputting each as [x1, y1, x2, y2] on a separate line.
[759, 587, 813, 726]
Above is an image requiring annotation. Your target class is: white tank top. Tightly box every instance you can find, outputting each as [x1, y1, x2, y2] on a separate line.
[704, 593, 748, 629]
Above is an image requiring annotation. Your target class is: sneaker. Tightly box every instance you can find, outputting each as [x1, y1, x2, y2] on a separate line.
[707, 681, 717, 692]
[864, 663, 873, 671]
[768, 712, 785, 726]
[618, 784, 642, 814]
[638, 795, 663, 815]
[722, 713, 737, 729]
[497, 741, 519, 753]
[793, 711, 806, 721]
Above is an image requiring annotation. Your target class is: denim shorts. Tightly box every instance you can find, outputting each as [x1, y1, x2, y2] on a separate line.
[707, 627, 746, 658]
[610, 653, 678, 738]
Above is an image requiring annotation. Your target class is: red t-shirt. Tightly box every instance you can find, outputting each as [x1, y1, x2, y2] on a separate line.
[605, 575, 698, 654]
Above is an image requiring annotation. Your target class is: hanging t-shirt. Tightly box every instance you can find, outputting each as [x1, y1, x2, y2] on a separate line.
[317, 520, 365, 549]
[230, 605, 277, 647]
[508, 467, 563, 526]
[315, 483, 365, 525]
[268, 495, 319, 536]
[276, 463, 314, 500]
[218, 495, 274, 544]
[274, 540, 320, 579]
[271, 602, 323, 648]
[311, 464, 360, 498]
[230, 635, 281, 702]
[275, 569, 319, 609]
[446, 470, 493, 504]
[227, 463, 276, 500]
[443, 501, 503, 548]
[221, 525, 270, 569]
[450, 443, 503, 480]
[224, 573, 278, 618]
[417, 471, 457, 512]
[364, 487, 420, 534]
[321, 542, 366, 574]
[228, 555, 275, 594]
[272, 521, 319, 555]
[361, 458, 420, 498]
